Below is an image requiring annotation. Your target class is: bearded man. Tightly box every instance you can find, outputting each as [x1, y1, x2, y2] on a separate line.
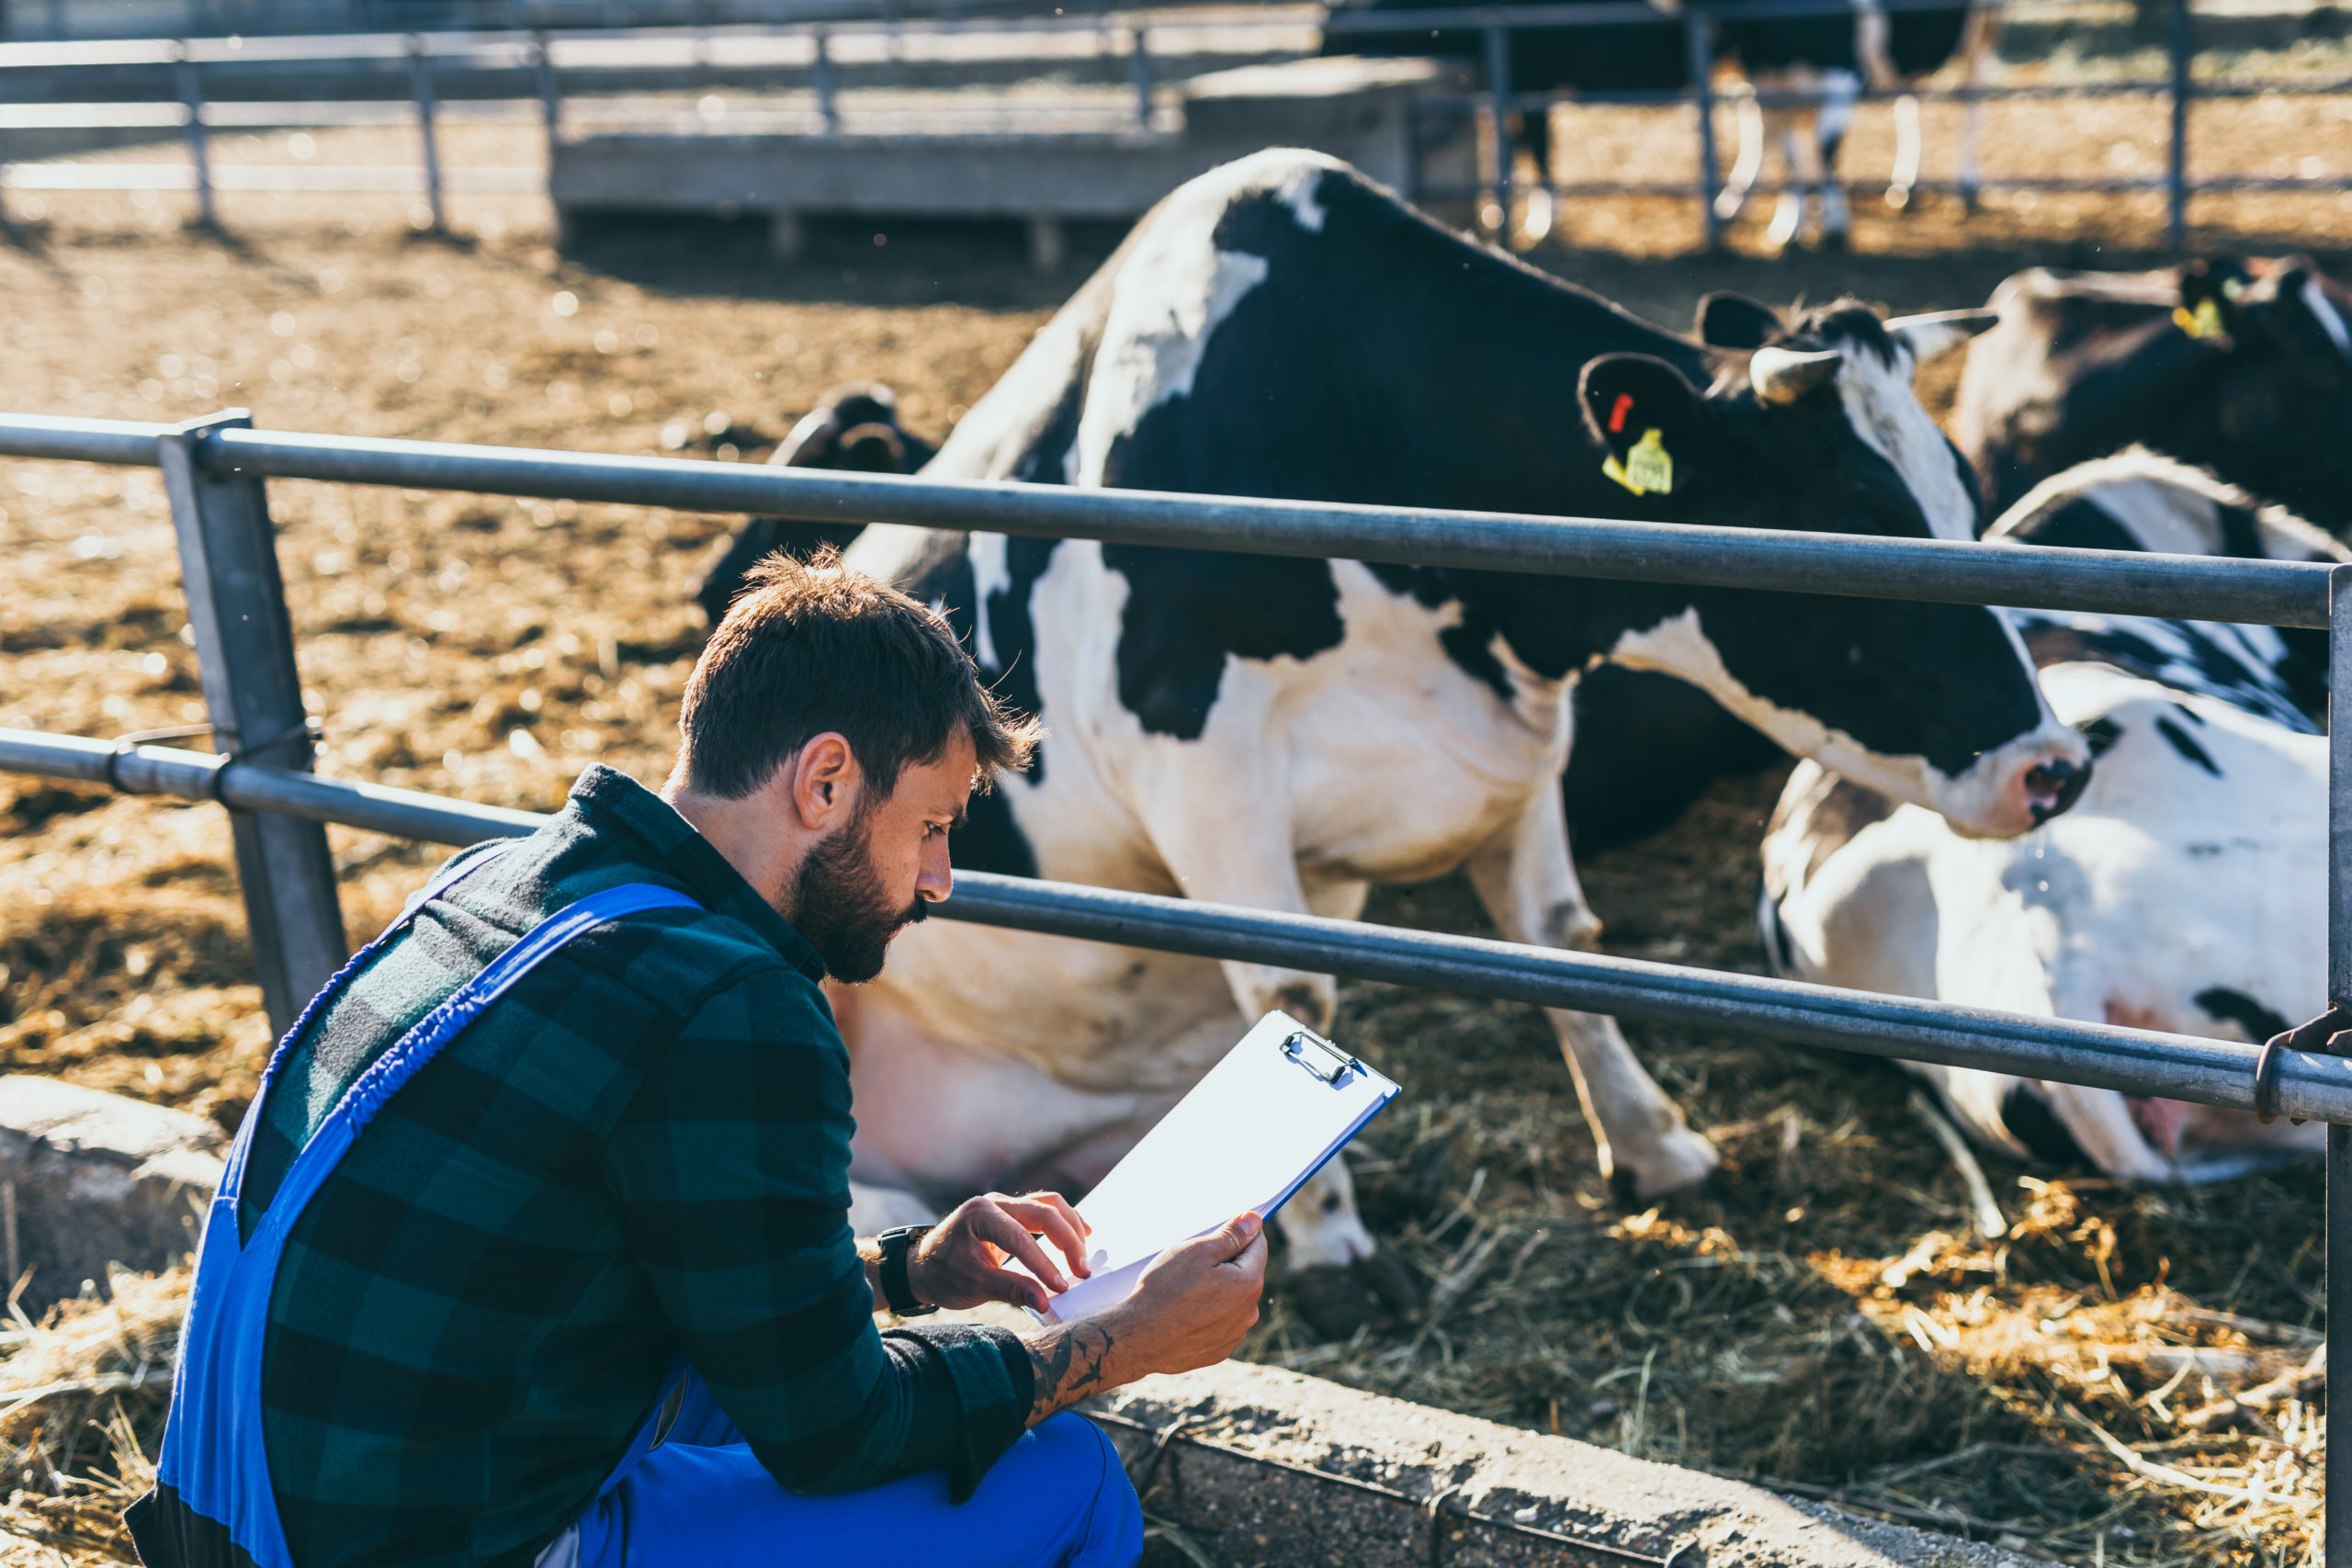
[129, 554, 1266, 1568]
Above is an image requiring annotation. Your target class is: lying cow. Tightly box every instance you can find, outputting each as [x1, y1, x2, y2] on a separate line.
[832, 150, 2087, 1329]
[695, 383, 933, 623]
[1955, 255, 2352, 530]
[1761, 449, 2342, 1180]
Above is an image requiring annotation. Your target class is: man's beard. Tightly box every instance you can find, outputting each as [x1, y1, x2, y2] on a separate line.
[786, 816, 928, 985]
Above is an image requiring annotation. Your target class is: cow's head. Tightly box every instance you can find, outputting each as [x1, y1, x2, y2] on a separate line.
[1577, 299, 2089, 837]
[2170, 254, 2352, 526]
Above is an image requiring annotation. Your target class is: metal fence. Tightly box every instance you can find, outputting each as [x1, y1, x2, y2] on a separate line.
[1317, 0, 2352, 251]
[0, 9, 1305, 226]
[5, 407, 2352, 1549]
[3, 0, 2346, 249]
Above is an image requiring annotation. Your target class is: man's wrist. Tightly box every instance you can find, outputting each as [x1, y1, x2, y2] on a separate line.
[877, 1225, 936, 1315]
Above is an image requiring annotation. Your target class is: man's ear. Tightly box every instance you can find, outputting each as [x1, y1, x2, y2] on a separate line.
[789, 732, 862, 828]
[1694, 291, 1783, 350]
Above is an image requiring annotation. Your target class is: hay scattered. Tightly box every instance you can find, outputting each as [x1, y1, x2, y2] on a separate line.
[1229, 770, 2328, 1568]
[6, 157, 2349, 1568]
[0, 1265, 181, 1565]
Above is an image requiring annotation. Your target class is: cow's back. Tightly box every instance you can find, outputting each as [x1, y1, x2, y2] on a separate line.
[1955, 268, 2193, 519]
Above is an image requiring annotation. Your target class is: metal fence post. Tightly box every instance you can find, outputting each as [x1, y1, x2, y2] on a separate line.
[158, 411, 347, 1043]
[1686, 10, 1724, 252]
[408, 35, 445, 233]
[2166, 0, 2190, 253]
[1130, 25, 1153, 127]
[2330, 565, 2352, 1568]
[175, 45, 214, 231]
[535, 30, 561, 164]
[1482, 23, 1513, 235]
[814, 29, 839, 133]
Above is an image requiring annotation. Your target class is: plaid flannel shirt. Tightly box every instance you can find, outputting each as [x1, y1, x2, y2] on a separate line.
[226, 764, 1032, 1568]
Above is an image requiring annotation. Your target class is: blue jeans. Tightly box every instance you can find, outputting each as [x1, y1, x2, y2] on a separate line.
[550, 1375, 1143, 1568]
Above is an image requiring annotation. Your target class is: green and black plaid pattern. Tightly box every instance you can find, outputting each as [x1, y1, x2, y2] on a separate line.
[240, 765, 1033, 1568]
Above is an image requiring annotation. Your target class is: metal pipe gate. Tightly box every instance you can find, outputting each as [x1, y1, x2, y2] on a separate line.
[4, 408, 2351, 1550]
[5, 0, 2350, 249]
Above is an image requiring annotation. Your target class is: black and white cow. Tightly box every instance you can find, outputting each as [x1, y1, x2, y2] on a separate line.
[695, 383, 933, 624]
[1762, 449, 2344, 1180]
[1323, 0, 1997, 250]
[1563, 291, 1998, 852]
[1956, 255, 2352, 530]
[831, 150, 2087, 1327]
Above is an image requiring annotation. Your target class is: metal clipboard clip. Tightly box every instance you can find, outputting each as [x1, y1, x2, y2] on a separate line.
[1280, 1029, 1362, 1087]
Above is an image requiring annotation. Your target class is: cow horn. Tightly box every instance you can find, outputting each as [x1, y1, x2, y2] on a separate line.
[777, 406, 845, 468]
[836, 421, 910, 464]
[1749, 345, 1844, 405]
[1883, 308, 2000, 363]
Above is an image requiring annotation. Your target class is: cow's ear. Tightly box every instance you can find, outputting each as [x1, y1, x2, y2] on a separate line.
[2175, 256, 2256, 344]
[1580, 355, 1709, 497]
[1695, 292, 1783, 350]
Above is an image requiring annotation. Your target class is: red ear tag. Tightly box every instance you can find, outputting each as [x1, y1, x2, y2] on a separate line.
[1607, 393, 1633, 434]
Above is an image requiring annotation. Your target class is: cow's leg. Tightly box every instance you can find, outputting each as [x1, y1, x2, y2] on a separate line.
[1957, 3, 1999, 210]
[1137, 792, 1415, 1332]
[1887, 94, 1923, 211]
[1716, 85, 1766, 223]
[1466, 788, 1720, 1197]
[1519, 102, 1556, 247]
[1765, 111, 1811, 253]
[1815, 73, 1858, 248]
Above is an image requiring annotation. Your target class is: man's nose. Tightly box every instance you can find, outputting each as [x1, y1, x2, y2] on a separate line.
[917, 836, 954, 902]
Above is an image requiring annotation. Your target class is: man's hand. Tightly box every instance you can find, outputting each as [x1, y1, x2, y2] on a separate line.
[1021, 1211, 1267, 1426]
[904, 1190, 1093, 1314]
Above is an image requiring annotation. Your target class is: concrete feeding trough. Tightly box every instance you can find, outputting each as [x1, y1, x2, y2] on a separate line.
[1087, 1361, 2048, 1568]
[547, 54, 1475, 266]
[0, 1075, 221, 1315]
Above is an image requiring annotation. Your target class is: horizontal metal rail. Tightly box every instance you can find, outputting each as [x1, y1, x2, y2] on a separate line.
[9, 727, 2346, 1126]
[1429, 174, 2352, 197]
[0, 414, 2324, 627]
[3, 164, 545, 193]
[0, 7, 1318, 73]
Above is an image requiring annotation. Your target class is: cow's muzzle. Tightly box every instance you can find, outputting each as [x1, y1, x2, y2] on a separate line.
[2024, 755, 2092, 825]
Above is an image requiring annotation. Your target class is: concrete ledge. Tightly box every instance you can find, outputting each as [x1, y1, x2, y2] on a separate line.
[0, 1076, 221, 1314]
[1087, 1362, 2046, 1568]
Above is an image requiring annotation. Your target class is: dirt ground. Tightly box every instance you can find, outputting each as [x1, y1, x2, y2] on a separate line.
[3, 77, 2350, 1566]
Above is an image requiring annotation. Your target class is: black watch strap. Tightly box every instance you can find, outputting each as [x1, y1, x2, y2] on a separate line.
[877, 1225, 936, 1316]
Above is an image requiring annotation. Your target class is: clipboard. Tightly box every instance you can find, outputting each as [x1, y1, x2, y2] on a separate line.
[1022, 1010, 1399, 1324]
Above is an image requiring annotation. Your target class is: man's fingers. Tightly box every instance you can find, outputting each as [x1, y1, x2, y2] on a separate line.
[1019, 1190, 1090, 1240]
[1218, 1224, 1270, 1286]
[981, 1209, 1071, 1293]
[973, 1266, 1053, 1314]
[997, 1198, 1091, 1278]
[1208, 1212, 1264, 1263]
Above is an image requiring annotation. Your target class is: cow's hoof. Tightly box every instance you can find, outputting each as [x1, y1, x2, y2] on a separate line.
[1610, 1128, 1723, 1201]
[1285, 1247, 1422, 1338]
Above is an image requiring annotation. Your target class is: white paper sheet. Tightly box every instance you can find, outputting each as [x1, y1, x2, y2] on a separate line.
[1022, 1010, 1398, 1324]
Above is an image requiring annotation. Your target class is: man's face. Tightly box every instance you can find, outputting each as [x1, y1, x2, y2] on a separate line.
[788, 732, 974, 984]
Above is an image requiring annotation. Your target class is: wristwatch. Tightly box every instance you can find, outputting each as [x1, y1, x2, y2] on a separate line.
[876, 1225, 936, 1316]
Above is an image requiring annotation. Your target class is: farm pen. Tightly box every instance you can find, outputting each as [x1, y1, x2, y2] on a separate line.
[4, 406, 2352, 1551]
[3, 0, 2350, 250]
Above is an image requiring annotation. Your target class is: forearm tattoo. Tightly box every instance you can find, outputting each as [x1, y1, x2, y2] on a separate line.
[1024, 1321, 1118, 1423]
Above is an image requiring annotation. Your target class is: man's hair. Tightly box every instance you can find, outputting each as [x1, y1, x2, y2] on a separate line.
[677, 549, 1039, 801]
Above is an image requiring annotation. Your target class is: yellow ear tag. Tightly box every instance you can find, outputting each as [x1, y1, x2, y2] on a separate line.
[1604, 427, 1675, 497]
[2174, 298, 2225, 340]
